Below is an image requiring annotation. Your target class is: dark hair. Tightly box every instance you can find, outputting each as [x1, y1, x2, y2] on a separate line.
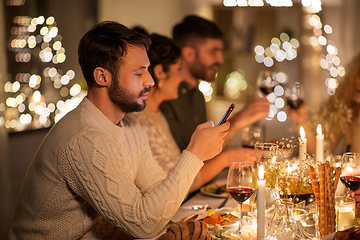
[147, 33, 181, 87]
[172, 15, 223, 49]
[78, 21, 151, 88]
[131, 25, 149, 37]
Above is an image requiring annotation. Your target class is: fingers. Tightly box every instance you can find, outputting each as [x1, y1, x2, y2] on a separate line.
[199, 120, 230, 131]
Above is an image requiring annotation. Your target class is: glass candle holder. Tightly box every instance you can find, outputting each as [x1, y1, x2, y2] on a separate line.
[336, 196, 356, 231]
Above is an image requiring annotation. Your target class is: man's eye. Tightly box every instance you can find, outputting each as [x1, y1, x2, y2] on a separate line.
[136, 73, 142, 76]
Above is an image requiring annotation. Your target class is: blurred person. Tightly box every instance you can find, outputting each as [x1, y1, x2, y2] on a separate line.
[9, 21, 229, 239]
[289, 53, 360, 155]
[160, 15, 271, 163]
[130, 32, 239, 192]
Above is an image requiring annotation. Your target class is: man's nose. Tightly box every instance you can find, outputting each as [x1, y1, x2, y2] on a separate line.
[144, 71, 155, 87]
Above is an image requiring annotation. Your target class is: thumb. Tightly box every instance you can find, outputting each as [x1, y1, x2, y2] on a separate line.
[198, 120, 214, 130]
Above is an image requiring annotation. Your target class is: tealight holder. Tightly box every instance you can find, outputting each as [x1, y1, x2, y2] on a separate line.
[335, 196, 355, 231]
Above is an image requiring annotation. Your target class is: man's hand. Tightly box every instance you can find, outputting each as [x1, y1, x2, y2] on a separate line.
[229, 97, 271, 131]
[186, 121, 230, 161]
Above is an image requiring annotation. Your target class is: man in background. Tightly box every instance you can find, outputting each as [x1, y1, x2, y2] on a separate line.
[161, 15, 271, 163]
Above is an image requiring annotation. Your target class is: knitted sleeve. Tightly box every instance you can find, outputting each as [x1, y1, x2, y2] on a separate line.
[59, 130, 203, 238]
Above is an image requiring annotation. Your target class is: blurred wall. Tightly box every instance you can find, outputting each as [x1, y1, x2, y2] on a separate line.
[98, 0, 214, 37]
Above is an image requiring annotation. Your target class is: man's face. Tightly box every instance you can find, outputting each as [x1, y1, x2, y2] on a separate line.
[108, 45, 154, 113]
[188, 38, 224, 82]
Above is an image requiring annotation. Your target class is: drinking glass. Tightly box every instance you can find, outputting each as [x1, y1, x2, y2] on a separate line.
[227, 162, 255, 239]
[257, 70, 278, 96]
[340, 152, 360, 197]
[285, 82, 304, 109]
[241, 126, 263, 149]
[254, 143, 285, 201]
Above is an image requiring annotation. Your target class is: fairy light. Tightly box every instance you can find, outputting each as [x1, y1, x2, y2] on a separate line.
[255, 32, 299, 68]
[2, 14, 83, 131]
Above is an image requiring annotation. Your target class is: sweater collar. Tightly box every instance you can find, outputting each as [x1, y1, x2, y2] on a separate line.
[80, 97, 127, 133]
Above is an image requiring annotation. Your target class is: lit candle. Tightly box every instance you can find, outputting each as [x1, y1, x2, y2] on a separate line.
[299, 126, 307, 166]
[316, 124, 324, 163]
[257, 165, 266, 240]
[336, 197, 356, 231]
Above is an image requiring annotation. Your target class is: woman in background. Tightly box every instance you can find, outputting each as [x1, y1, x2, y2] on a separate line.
[289, 53, 360, 154]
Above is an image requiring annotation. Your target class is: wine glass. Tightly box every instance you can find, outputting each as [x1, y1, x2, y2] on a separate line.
[241, 126, 263, 149]
[257, 70, 278, 96]
[227, 162, 255, 239]
[340, 152, 360, 197]
[285, 82, 304, 109]
[254, 143, 285, 201]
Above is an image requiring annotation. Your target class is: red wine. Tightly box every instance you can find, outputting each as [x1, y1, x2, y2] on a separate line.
[287, 99, 304, 109]
[340, 176, 360, 191]
[228, 186, 255, 203]
[260, 86, 274, 95]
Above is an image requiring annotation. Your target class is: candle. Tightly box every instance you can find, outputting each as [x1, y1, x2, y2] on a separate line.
[316, 124, 324, 163]
[299, 126, 307, 173]
[336, 196, 355, 231]
[257, 165, 266, 240]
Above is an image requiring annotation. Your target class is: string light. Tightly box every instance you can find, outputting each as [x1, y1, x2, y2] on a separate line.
[2, 15, 84, 132]
[254, 33, 299, 67]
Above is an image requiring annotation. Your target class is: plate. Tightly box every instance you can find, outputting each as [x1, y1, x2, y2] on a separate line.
[205, 207, 239, 229]
[200, 180, 228, 198]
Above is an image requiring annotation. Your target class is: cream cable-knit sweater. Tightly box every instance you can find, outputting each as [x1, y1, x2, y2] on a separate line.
[9, 97, 203, 239]
[129, 109, 202, 192]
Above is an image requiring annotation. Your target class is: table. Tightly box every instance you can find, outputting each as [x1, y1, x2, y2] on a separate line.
[172, 169, 256, 239]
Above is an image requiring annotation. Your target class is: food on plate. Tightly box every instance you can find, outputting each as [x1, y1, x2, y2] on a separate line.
[202, 213, 235, 226]
[203, 184, 227, 196]
[159, 220, 210, 240]
[210, 224, 238, 240]
[334, 227, 360, 240]
[181, 205, 211, 222]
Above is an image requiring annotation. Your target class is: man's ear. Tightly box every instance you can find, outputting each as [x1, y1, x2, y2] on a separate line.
[93, 67, 111, 87]
[153, 64, 165, 80]
[182, 46, 195, 62]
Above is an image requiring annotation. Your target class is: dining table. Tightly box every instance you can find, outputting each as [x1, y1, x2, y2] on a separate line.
[170, 168, 339, 240]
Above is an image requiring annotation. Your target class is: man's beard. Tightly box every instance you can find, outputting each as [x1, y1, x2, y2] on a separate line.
[108, 78, 150, 113]
[189, 55, 218, 82]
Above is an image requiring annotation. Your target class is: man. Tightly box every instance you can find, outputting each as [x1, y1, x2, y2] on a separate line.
[161, 15, 271, 156]
[9, 21, 229, 239]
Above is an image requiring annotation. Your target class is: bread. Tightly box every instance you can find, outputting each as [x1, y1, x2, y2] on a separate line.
[159, 220, 210, 240]
[308, 161, 341, 238]
[334, 227, 360, 240]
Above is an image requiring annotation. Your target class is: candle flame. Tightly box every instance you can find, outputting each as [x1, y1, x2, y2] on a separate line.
[300, 126, 306, 138]
[317, 124, 322, 135]
[258, 164, 264, 180]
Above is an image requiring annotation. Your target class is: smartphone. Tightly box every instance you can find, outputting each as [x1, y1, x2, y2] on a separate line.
[217, 103, 235, 126]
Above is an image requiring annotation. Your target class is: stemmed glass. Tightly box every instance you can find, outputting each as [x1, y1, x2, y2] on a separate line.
[241, 126, 263, 149]
[227, 162, 255, 239]
[254, 143, 284, 201]
[257, 70, 278, 96]
[340, 152, 360, 197]
[285, 82, 305, 109]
